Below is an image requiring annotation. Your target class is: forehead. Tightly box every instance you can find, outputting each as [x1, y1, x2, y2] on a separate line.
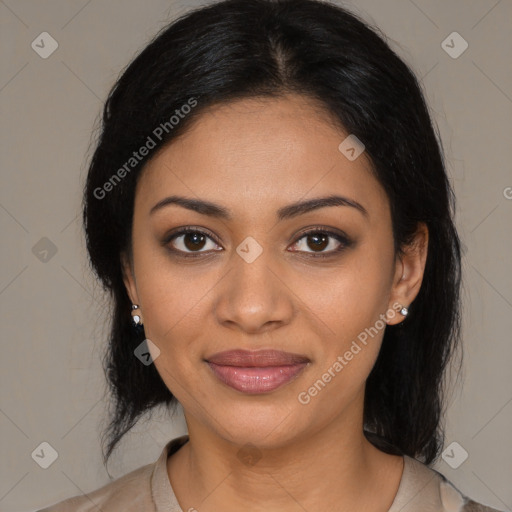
[136, 94, 388, 222]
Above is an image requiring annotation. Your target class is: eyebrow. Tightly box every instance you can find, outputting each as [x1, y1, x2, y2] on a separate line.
[149, 194, 368, 221]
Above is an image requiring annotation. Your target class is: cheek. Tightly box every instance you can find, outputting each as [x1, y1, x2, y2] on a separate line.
[298, 302, 387, 413]
[132, 233, 214, 341]
[139, 278, 208, 367]
[313, 247, 393, 338]
[141, 283, 208, 404]
[299, 242, 394, 392]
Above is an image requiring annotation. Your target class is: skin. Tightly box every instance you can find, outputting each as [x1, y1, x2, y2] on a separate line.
[121, 93, 429, 512]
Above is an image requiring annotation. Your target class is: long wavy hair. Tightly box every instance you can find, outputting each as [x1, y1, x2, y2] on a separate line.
[82, 0, 462, 468]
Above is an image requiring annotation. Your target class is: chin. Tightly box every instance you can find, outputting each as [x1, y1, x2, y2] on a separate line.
[212, 401, 308, 448]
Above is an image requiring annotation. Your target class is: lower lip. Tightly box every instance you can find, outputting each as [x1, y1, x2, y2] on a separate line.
[207, 362, 308, 394]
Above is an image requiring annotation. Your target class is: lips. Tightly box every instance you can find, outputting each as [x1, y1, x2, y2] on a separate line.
[205, 349, 310, 394]
[206, 349, 310, 367]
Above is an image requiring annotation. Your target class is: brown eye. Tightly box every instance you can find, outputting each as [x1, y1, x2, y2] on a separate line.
[290, 229, 353, 256]
[182, 232, 207, 251]
[163, 226, 352, 259]
[166, 228, 222, 255]
[305, 232, 329, 251]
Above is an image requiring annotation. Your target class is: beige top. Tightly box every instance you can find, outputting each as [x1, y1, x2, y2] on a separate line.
[37, 435, 503, 512]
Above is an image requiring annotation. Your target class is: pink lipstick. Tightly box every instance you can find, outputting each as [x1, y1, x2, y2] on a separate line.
[206, 349, 309, 394]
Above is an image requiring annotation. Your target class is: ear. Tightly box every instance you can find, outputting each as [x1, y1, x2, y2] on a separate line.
[386, 222, 429, 325]
[121, 251, 139, 306]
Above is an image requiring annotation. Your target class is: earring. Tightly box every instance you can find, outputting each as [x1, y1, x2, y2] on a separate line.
[399, 305, 409, 317]
[131, 304, 143, 326]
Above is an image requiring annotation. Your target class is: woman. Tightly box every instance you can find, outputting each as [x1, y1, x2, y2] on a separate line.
[38, 0, 503, 510]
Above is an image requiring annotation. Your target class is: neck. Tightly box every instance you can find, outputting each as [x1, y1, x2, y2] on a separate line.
[167, 397, 403, 512]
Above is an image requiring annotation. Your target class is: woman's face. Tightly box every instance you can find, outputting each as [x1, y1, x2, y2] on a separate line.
[122, 94, 426, 449]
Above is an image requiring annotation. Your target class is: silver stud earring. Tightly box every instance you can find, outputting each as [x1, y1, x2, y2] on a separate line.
[399, 305, 409, 317]
[131, 304, 143, 326]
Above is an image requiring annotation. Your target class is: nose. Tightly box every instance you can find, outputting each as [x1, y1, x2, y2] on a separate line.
[213, 245, 295, 334]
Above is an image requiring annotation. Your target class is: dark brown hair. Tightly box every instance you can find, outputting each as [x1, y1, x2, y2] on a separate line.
[82, 0, 462, 468]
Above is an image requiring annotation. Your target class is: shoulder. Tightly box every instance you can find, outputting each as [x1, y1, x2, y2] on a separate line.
[392, 454, 505, 512]
[36, 460, 155, 512]
[35, 435, 189, 512]
[437, 474, 504, 512]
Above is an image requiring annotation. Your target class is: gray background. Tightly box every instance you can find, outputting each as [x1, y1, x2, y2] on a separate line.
[1, 0, 511, 510]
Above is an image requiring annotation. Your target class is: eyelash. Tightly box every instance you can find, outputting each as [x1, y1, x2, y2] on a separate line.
[163, 225, 353, 260]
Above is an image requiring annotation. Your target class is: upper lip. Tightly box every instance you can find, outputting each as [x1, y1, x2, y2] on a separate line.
[206, 349, 310, 367]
